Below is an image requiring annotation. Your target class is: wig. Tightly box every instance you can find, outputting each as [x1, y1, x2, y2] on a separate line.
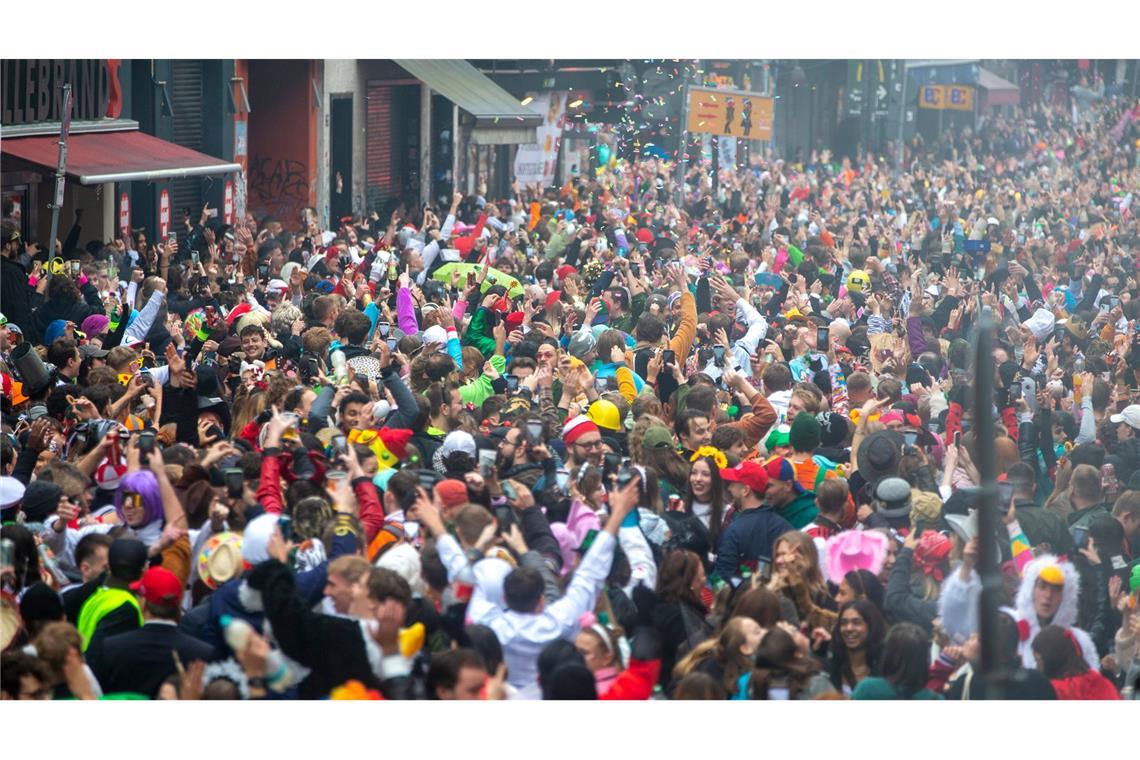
[115, 470, 164, 526]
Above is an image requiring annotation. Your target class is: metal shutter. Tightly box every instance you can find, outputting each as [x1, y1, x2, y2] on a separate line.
[365, 84, 394, 209]
[169, 60, 204, 214]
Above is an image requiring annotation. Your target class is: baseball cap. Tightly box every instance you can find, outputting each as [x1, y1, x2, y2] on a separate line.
[719, 461, 770, 494]
[1109, 404, 1140, 431]
[131, 566, 183, 607]
[762, 457, 805, 493]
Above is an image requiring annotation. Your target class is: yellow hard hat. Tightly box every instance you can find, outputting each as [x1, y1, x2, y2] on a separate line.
[587, 399, 621, 431]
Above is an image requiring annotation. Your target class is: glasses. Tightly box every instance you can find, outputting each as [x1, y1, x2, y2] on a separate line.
[573, 439, 604, 450]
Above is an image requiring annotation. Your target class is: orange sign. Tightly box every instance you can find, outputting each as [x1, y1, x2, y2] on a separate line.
[919, 84, 974, 111]
[686, 86, 773, 140]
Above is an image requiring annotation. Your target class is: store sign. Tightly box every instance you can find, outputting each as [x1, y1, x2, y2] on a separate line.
[919, 84, 974, 112]
[119, 192, 130, 237]
[224, 181, 234, 225]
[1, 59, 122, 125]
[686, 86, 773, 141]
[159, 189, 171, 239]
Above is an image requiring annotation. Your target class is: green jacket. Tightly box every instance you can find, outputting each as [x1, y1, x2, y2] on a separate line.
[772, 491, 819, 530]
[610, 292, 648, 335]
[458, 354, 507, 407]
[461, 307, 497, 359]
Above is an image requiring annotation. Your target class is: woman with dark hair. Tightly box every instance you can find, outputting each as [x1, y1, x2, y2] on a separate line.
[671, 616, 762, 697]
[652, 549, 714, 687]
[853, 622, 942, 699]
[744, 625, 835, 700]
[940, 611, 1057, 700]
[1, 524, 45, 594]
[835, 569, 885, 614]
[729, 586, 784, 630]
[684, 449, 729, 549]
[672, 670, 727, 700]
[1032, 624, 1121, 700]
[825, 599, 886, 695]
[637, 440, 690, 502]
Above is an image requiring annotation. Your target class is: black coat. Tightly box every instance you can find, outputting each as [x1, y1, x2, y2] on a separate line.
[1, 256, 39, 339]
[32, 288, 99, 344]
[86, 621, 215, 698]
[652, 598, 713, 688]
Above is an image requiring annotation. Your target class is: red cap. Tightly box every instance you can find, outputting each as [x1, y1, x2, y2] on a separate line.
[131, 566, 182, 607]
[719, 461, 769, 494]
[504, 312, 524, 330]
[544, 291, 563, 311]
[555, 265, 577, 282]
[434, 479, 469, 510]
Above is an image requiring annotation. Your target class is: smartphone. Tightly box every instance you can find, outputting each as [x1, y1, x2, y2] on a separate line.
[223, 468, 244, 499]
[70, 260, 81, 277]
[136, 430, 156, 456]
[954, 431, 961, 447]
[387, 336, 398, 351]
[478, 449, 497, 478]
[1072, 526, 1088, 550]
[525, 419, 543, 443]
[191, 250, 200, 265]
[998, 481, 1015, 505]
[555, 471, 570, 492]
[378, 321, 391, 337]
[139, 367, 154, 386]
[332, 435, 348, 455]
[712, 345, 726, 366]
[594, 376, 610, 392]
[506, 374, 520, 392]
[494, 505, 517, 535]
[903, 431, 918, 448]
[630, 263, 641, 277]
[816, 326, 830, 349]
[913, 520, 928, 537]
[278, 515, 294, 542]
[603, 453, 621, 482]
[500, 481, 518, 502]
[661, 349, 675, 366]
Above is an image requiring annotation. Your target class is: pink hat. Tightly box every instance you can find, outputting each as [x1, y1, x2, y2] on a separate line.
[549, 499, 601, 576]
[825, 530, 888, 581]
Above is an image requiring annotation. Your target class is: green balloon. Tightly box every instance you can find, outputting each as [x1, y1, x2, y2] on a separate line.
[597, 143, 611, 166]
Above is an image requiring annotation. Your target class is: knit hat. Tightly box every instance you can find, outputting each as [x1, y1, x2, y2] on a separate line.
[80, 314, 110, 337]
[587, 400, 622, 432]
[788, 412, 822, 453]
[434, 479, 470, 511]
[22, 480, 63, 523]
[815, 412, 850, 448]
[43, 319, 69, 346]
[567, 331, 597, 360]
[504, 312, 525, 331]
[914, 532, 953, 582]
[909, 490, 943, 529]
[563, 416, 600, 446]
[19, 583, 63, 626]
[555, 265, 576, 283]
[242, 513, 279, 565]
[544, 291, 562, 311]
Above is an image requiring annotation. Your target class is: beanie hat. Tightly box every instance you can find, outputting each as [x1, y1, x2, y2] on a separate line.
[544, 291, 563, 311]
[44, 319, 69, 346]
[765, 424, 791, 451]
[434, 479, 470, 511]
[567, 331, 597, 360]
[563, 416, 600, 446]
[242, 513, 279, 565]
[815, 412, 850, 448]
[555, 265, 576, 283]
[504, 312, 525, 331]
[19, 583, 63, 626]
[788, 412, 822, 453]
[909, 490, 943, 529]
[226, 302, 253, 327]
[914, 532, 953, 581]
[80, 314, 110, 337]
[22, 480, 64, 523]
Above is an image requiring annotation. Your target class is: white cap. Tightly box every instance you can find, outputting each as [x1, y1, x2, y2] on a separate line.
[1109, 404, 1140, 431]
[0, 476, 25, 509]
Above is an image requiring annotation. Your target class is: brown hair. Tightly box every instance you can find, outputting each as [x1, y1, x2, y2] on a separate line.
[453, 505, 492, 546]
[32, 622, 83, 684]
[655, 549, 705, 609]
[328, 555, 372, 584]
[1069, 464, 1103, 504]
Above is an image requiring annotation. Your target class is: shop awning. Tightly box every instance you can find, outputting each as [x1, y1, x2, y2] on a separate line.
[1, 129, 242, 185]
[394, 59, 543, 133]
[978, 67, 1020, 106]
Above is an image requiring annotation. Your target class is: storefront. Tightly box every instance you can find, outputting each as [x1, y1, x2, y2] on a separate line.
[2, 58, 241, 247]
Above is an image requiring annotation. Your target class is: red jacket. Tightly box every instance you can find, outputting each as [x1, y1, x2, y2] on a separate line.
[1050, 671, 1121, 700]
[600, 659, 660, 700]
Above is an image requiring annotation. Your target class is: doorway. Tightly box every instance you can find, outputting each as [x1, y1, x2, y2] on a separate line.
[330, 96, 353, 223]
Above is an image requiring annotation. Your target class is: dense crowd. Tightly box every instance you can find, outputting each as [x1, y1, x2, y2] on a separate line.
[1, 78, 1138, 701]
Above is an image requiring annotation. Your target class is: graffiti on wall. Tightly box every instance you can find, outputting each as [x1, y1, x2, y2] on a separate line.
[247, 157, 310, 226]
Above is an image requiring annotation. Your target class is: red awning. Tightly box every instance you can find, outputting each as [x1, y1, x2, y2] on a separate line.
[1, 129, 241, 185]
[978, 68, 1020, 107]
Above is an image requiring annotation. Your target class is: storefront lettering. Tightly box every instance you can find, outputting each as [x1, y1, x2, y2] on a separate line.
[2, 59, 120, 125]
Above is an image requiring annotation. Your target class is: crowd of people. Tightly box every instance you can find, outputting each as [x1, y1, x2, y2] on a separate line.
[1, 78, 1138, 701]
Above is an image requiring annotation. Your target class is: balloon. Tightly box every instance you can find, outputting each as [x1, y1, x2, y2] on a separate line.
[596, 142, 611, 166]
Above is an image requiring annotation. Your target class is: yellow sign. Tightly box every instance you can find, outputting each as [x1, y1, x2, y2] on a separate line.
[946, 84, 974, 111]
[919, 84, 974, 111]
[686, 86, 773, 140]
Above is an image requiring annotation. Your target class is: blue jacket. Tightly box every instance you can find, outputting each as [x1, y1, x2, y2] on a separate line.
[714, 506, 795, 584]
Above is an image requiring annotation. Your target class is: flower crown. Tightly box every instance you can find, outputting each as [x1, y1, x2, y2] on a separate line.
[690, 446, 727, 469]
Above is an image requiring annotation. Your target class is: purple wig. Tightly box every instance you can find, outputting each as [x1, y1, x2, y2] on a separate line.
[115, 470, 165, 526]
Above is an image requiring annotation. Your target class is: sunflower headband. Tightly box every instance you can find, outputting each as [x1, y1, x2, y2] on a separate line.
[690, 446, 727, 469]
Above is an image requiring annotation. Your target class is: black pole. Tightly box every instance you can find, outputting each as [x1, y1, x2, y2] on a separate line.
[973, 307, 1004, 699]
